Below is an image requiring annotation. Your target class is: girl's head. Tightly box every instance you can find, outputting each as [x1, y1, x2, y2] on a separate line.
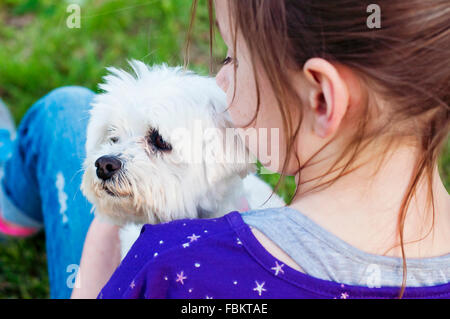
[187, 0, 449, 297]
[210, 0, 449, 178]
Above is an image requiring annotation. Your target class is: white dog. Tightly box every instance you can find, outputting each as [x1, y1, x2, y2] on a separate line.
[81, 61, 284, 257]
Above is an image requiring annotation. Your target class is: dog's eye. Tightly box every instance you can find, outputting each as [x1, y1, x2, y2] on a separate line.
[148, 129, 172, 151]
[110, 137, 119, 144]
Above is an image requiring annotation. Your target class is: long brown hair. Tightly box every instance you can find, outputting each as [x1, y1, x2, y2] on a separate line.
[186, 0, 450, 298]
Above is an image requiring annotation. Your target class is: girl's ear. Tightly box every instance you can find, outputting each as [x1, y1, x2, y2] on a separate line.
[303, 58, 350, 138]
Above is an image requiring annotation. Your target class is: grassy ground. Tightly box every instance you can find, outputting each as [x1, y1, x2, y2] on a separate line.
[0, 0, 448, 299]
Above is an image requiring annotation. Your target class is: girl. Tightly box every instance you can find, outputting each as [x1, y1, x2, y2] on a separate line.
[1, 0, 449, 298]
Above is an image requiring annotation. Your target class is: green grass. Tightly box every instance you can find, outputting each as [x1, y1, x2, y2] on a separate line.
[0, 0, 448, 299]
[0, 233, 49, 298]
[0, 0, 223, 122]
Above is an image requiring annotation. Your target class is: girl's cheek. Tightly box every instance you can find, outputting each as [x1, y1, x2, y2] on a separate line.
[216, 67, 230, 93]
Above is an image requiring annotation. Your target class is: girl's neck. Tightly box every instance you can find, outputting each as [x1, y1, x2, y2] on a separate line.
[289, 144, 450, 258]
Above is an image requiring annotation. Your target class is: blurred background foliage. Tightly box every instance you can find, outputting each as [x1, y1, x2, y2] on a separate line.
[0, 0, 214, 120]
[0, 0, 447, 298]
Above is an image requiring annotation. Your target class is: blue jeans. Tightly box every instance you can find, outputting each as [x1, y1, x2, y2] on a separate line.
[1, 87, 95, 298]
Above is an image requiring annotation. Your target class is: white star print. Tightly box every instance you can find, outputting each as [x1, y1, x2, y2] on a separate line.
[176, 271, 187, 285]
[130, 280, 135, 289]
[194, 263, 201, 268]
[236, 237, 242, 245]
[159, 240, 164, 244]
[205, 296, 213, 299]
[271, 261, 285, 276]
[340, 292, 349, 299]
[182, 242, 190, 248]
[187, 233, 201, 242]
[253, 281, 267, 296]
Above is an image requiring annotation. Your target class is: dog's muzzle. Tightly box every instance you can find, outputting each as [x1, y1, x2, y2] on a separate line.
[95, 155, 122, 181]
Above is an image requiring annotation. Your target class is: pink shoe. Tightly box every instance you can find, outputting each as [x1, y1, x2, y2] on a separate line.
[0, 211, 39, 238]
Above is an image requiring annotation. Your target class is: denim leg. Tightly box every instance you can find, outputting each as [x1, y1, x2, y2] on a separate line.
[1, 86, 96, 298]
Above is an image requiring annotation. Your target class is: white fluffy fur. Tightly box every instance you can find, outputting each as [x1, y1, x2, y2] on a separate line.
[80, 61, 284, 257]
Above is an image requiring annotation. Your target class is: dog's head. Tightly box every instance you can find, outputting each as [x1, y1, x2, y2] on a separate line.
[81, 61, 255, 225]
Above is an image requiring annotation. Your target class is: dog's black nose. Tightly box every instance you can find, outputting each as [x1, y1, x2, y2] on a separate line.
[95, 156, 122, 181]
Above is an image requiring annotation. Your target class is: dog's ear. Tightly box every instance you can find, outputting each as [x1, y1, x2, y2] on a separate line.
[203, 113, 256, 187]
